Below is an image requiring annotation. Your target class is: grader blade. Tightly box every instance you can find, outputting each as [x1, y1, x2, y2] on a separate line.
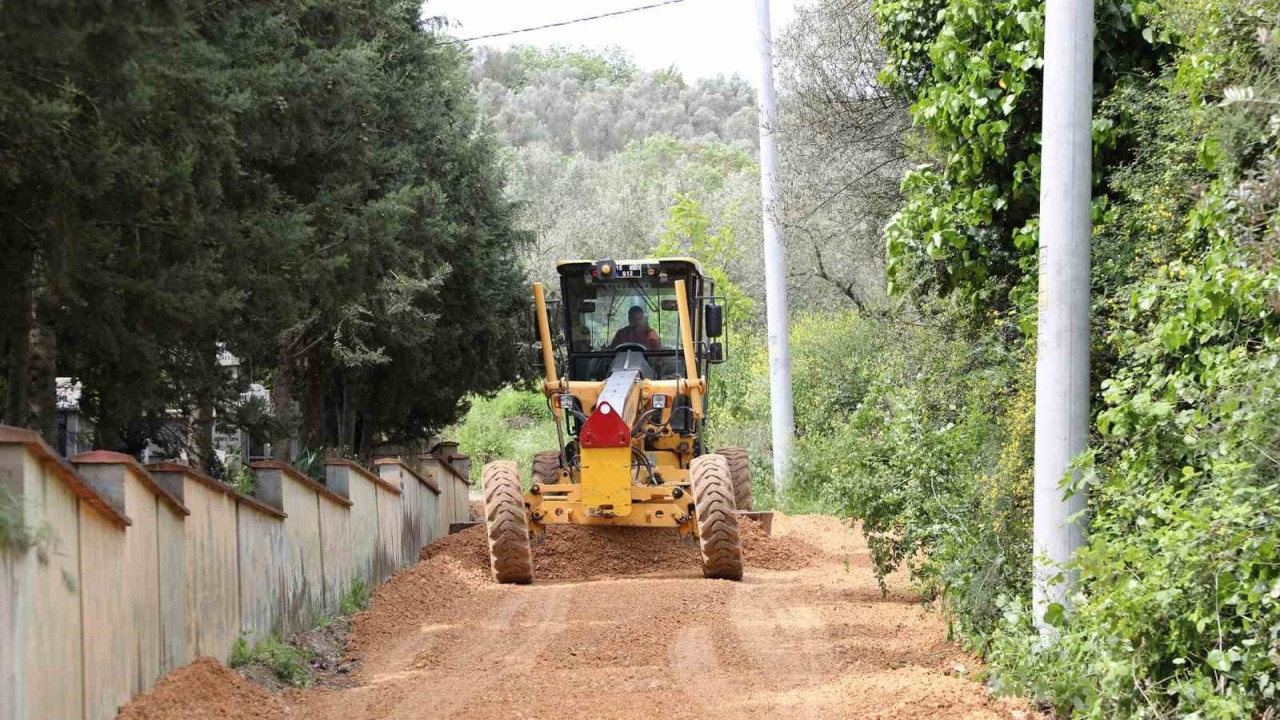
[736, 510, 774, 536]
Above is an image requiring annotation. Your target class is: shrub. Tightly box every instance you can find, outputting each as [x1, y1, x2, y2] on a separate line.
[980, 4, 1280, 715]
[230, 634, 314, 688]
[989, 223, 1280, 718]
[453, 387, 558, 484]
[340, 579, 371, 616]
[866, 0, 1280, 715]
[807, 316, 1028, 636]
[711, 310, 1029, 574]
[230, 636, 252, 668]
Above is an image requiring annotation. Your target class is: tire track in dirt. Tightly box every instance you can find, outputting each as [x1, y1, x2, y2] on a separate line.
[301, 584, 571, 720]
[671, 625, 736, 716]
[728, 577, 841, 720]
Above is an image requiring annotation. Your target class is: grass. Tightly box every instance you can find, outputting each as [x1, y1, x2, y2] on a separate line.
[340, 579, 370, 616]
[230, 634, 314, 688]
[227, 579, 371, 690]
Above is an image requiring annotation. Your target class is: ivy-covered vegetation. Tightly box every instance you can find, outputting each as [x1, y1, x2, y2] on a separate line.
[835, 0, 1280, 716]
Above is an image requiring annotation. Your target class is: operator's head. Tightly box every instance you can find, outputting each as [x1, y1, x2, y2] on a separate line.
[628, 305, 647, 329]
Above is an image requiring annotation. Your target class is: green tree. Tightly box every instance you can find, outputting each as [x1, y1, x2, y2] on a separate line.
[0, 0, 256, 454]
[655, 193, 755, 325]
[513, 45, 638, 85]
[0, 0, 531, 461]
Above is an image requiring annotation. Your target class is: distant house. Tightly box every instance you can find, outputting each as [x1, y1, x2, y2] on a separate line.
[55, 353, 270, 466]
[211, 349, 272, 466]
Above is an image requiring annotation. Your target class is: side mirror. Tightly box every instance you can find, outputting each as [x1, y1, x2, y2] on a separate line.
[708, 341, 725, 364]
[579, 300, 596, 313]
[705, 303, 724, 338]
[660, 299, 679, 312]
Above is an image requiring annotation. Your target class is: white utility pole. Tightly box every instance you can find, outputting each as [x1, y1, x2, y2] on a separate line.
[1033, 0, 1094, 631]
[754, 0, 795, 493]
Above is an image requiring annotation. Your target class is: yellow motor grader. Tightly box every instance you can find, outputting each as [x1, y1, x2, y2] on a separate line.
[481, 257, 754, 583]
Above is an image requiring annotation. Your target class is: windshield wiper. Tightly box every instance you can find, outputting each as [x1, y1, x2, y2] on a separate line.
[628, 279, 658, 313]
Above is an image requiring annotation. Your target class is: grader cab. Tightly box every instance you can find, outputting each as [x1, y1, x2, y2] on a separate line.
[481, 258, 754, 583]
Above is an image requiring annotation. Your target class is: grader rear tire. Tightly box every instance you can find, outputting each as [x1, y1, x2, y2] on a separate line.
[482, 461, 533, 584]
[691, 454, 743, 580]
[531, 450, 562, 485]
[717, 447, 752, 511]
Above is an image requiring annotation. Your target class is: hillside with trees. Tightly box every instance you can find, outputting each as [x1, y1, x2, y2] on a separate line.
[470, 41, 901, 311]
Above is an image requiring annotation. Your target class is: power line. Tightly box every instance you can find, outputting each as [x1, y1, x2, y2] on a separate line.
[442, 0, 687, 44]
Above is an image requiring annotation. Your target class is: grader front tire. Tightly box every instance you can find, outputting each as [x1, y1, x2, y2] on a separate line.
[482, 461, 533, 584]
[691, 454, 744, 581]
[717, 447, 752, 511]
[531, 450, 562, 485]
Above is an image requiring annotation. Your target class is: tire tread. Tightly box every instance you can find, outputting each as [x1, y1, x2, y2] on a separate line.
[716, 447, 752, 511]
[691, 454, 744, 580]
[481, 461, 533, 584]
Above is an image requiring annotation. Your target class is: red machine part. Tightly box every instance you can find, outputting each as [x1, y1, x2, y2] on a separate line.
[579, 401, 631, 448]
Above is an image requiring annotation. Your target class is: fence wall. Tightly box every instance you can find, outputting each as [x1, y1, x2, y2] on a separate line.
[0, 426, 473, 720]
[375, 459, 442, 567]
[423, 455, 472, 533]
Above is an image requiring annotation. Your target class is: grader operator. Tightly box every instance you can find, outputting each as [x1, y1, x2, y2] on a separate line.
[481, 257, 753, 583]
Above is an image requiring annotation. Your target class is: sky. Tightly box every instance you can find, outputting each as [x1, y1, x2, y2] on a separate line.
[426, 0, 800, 85]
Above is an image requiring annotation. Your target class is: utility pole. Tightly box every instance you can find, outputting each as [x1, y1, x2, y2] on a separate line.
[1033, 0, 1094, 631]
[754, 0, 795, 494]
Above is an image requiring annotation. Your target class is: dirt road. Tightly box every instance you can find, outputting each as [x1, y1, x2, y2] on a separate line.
[116, 514, 1026, 719]
[285, 514, 1024, 720]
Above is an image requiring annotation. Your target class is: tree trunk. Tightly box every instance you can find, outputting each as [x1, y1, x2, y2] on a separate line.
[357, 412, 373, 459]
[26, 293, 58, 445]
[339, 373, 356, 453]
[192, 398, 216, 475]
[4, 284, 32, 428]
[91, 382, 112, 450]
[301, 346, 324, 452]
[272, 340, 295, 461]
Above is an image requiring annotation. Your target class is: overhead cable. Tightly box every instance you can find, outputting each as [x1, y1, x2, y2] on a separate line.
[442, 0, 687, 44]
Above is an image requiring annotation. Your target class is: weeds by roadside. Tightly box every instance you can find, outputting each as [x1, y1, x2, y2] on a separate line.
[231, 579, 374, 691]
[340, 579, 370, 616]
[231, 635, 313, 688]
